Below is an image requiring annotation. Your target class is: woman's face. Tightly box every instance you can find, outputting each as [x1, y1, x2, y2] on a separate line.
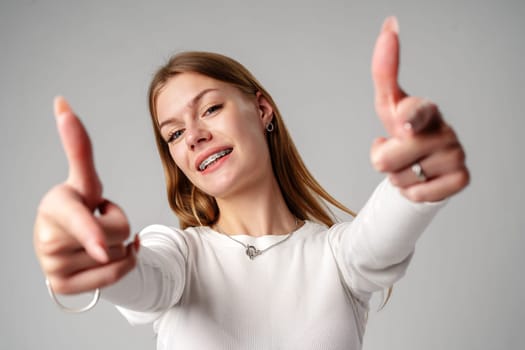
[156, 72, 274, 199]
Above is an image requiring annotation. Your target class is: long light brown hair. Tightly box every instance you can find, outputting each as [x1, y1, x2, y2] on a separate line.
[148, 51, 355, 229]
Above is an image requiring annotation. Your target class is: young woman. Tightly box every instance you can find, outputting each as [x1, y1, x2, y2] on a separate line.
[34, 17, 469, 349]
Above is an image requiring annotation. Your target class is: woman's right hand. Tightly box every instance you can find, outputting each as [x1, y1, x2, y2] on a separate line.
[34, 97, 137, 295]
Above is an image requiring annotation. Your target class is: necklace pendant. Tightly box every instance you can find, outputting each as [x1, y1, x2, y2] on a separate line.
[246, 245, 261, 260]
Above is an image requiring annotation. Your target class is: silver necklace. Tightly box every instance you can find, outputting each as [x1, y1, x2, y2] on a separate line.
[214, 218, 299, 260]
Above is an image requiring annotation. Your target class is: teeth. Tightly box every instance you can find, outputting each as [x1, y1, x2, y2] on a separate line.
[199, 149, 232, 171]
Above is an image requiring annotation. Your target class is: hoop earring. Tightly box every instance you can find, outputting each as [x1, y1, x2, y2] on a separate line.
[266, 121, 274, 133]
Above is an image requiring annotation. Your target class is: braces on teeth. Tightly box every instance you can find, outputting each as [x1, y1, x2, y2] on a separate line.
[199, 149, 232, 171]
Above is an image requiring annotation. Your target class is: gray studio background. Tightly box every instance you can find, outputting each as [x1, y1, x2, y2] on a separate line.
[1, 0, 523, 349]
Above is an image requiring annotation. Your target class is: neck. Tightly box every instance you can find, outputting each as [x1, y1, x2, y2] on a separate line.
[214, 176, 297, 237]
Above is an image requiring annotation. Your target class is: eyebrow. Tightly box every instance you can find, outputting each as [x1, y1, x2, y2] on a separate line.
[158, 88, 219, 131]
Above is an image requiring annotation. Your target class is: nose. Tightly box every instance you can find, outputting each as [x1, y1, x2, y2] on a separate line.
[185, 122, 212, 150]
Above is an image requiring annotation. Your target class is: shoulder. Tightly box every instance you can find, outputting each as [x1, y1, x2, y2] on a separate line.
[138, 224, 193, 256]
[296, 220, 353, 236]
[302, 220, 328, 233]
[138, 224, 215, 252]
[299, 220, 353, 245]
[139, 224, 186, 242]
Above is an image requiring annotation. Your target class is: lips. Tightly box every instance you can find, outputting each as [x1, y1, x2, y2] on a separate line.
[196, 147, 233, 172]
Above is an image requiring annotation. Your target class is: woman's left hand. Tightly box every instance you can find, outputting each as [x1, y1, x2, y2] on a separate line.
[369, 17, 470, 203]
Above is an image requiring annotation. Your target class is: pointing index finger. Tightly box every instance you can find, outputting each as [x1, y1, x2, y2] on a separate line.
[372, 16, 406, 132]
[54, 96, 103, 209]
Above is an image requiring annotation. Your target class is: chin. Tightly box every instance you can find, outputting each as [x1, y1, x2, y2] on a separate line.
[194, 162, 267, 199]
[196, 175, 238, 198]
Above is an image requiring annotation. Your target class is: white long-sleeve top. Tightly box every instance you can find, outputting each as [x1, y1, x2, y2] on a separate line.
[103, 179, 445, 350]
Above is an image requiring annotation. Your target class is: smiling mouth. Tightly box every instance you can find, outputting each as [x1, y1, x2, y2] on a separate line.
[198, 148, 233, 171]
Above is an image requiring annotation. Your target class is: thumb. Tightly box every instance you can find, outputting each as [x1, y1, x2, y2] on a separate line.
[371, 16, 407, 136]
[54, 96, 103, 209]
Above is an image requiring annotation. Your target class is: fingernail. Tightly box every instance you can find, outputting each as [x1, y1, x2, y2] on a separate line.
[371, 152, 385, 172]
[54, 112, 71, 125]
[133, 234, 140, 253]
[97, 200, 109, 215]
[54, 96, 72, 116]
[90, 244, 109, 263]
[405, 101, 433, 134]
[390, 16, 399, 34]
[383, 16, 399, 34]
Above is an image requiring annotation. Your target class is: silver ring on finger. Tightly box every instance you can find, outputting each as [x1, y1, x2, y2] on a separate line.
[411, 162, 427, 182]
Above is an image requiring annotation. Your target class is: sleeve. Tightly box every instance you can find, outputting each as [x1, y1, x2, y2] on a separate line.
[101, 224, 188, 325]
[328, 178, 446, 300]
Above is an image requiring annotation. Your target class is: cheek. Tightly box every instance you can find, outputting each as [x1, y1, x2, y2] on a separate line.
[230, 113, 266, 146]
[169, 148, 197, 184]
[169, 146, 188, 172]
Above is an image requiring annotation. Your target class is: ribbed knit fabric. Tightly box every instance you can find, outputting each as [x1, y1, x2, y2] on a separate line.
[103, 178, 445, 350]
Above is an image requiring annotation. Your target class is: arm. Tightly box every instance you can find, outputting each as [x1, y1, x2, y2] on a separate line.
[33, 97, 187, 322]
[330, 178, 445, 296]
[330, 17, 469, 299]
[102, 225, 187, 312]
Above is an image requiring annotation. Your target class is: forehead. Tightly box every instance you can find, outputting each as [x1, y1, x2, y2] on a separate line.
[156, 73, 229, 120]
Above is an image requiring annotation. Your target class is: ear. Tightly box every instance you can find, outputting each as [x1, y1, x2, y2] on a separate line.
[255, 91, 274, 127]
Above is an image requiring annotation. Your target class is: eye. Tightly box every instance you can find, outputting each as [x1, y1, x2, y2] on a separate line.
[166, 129, 185, 144]
[203, 104, 223, 116]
